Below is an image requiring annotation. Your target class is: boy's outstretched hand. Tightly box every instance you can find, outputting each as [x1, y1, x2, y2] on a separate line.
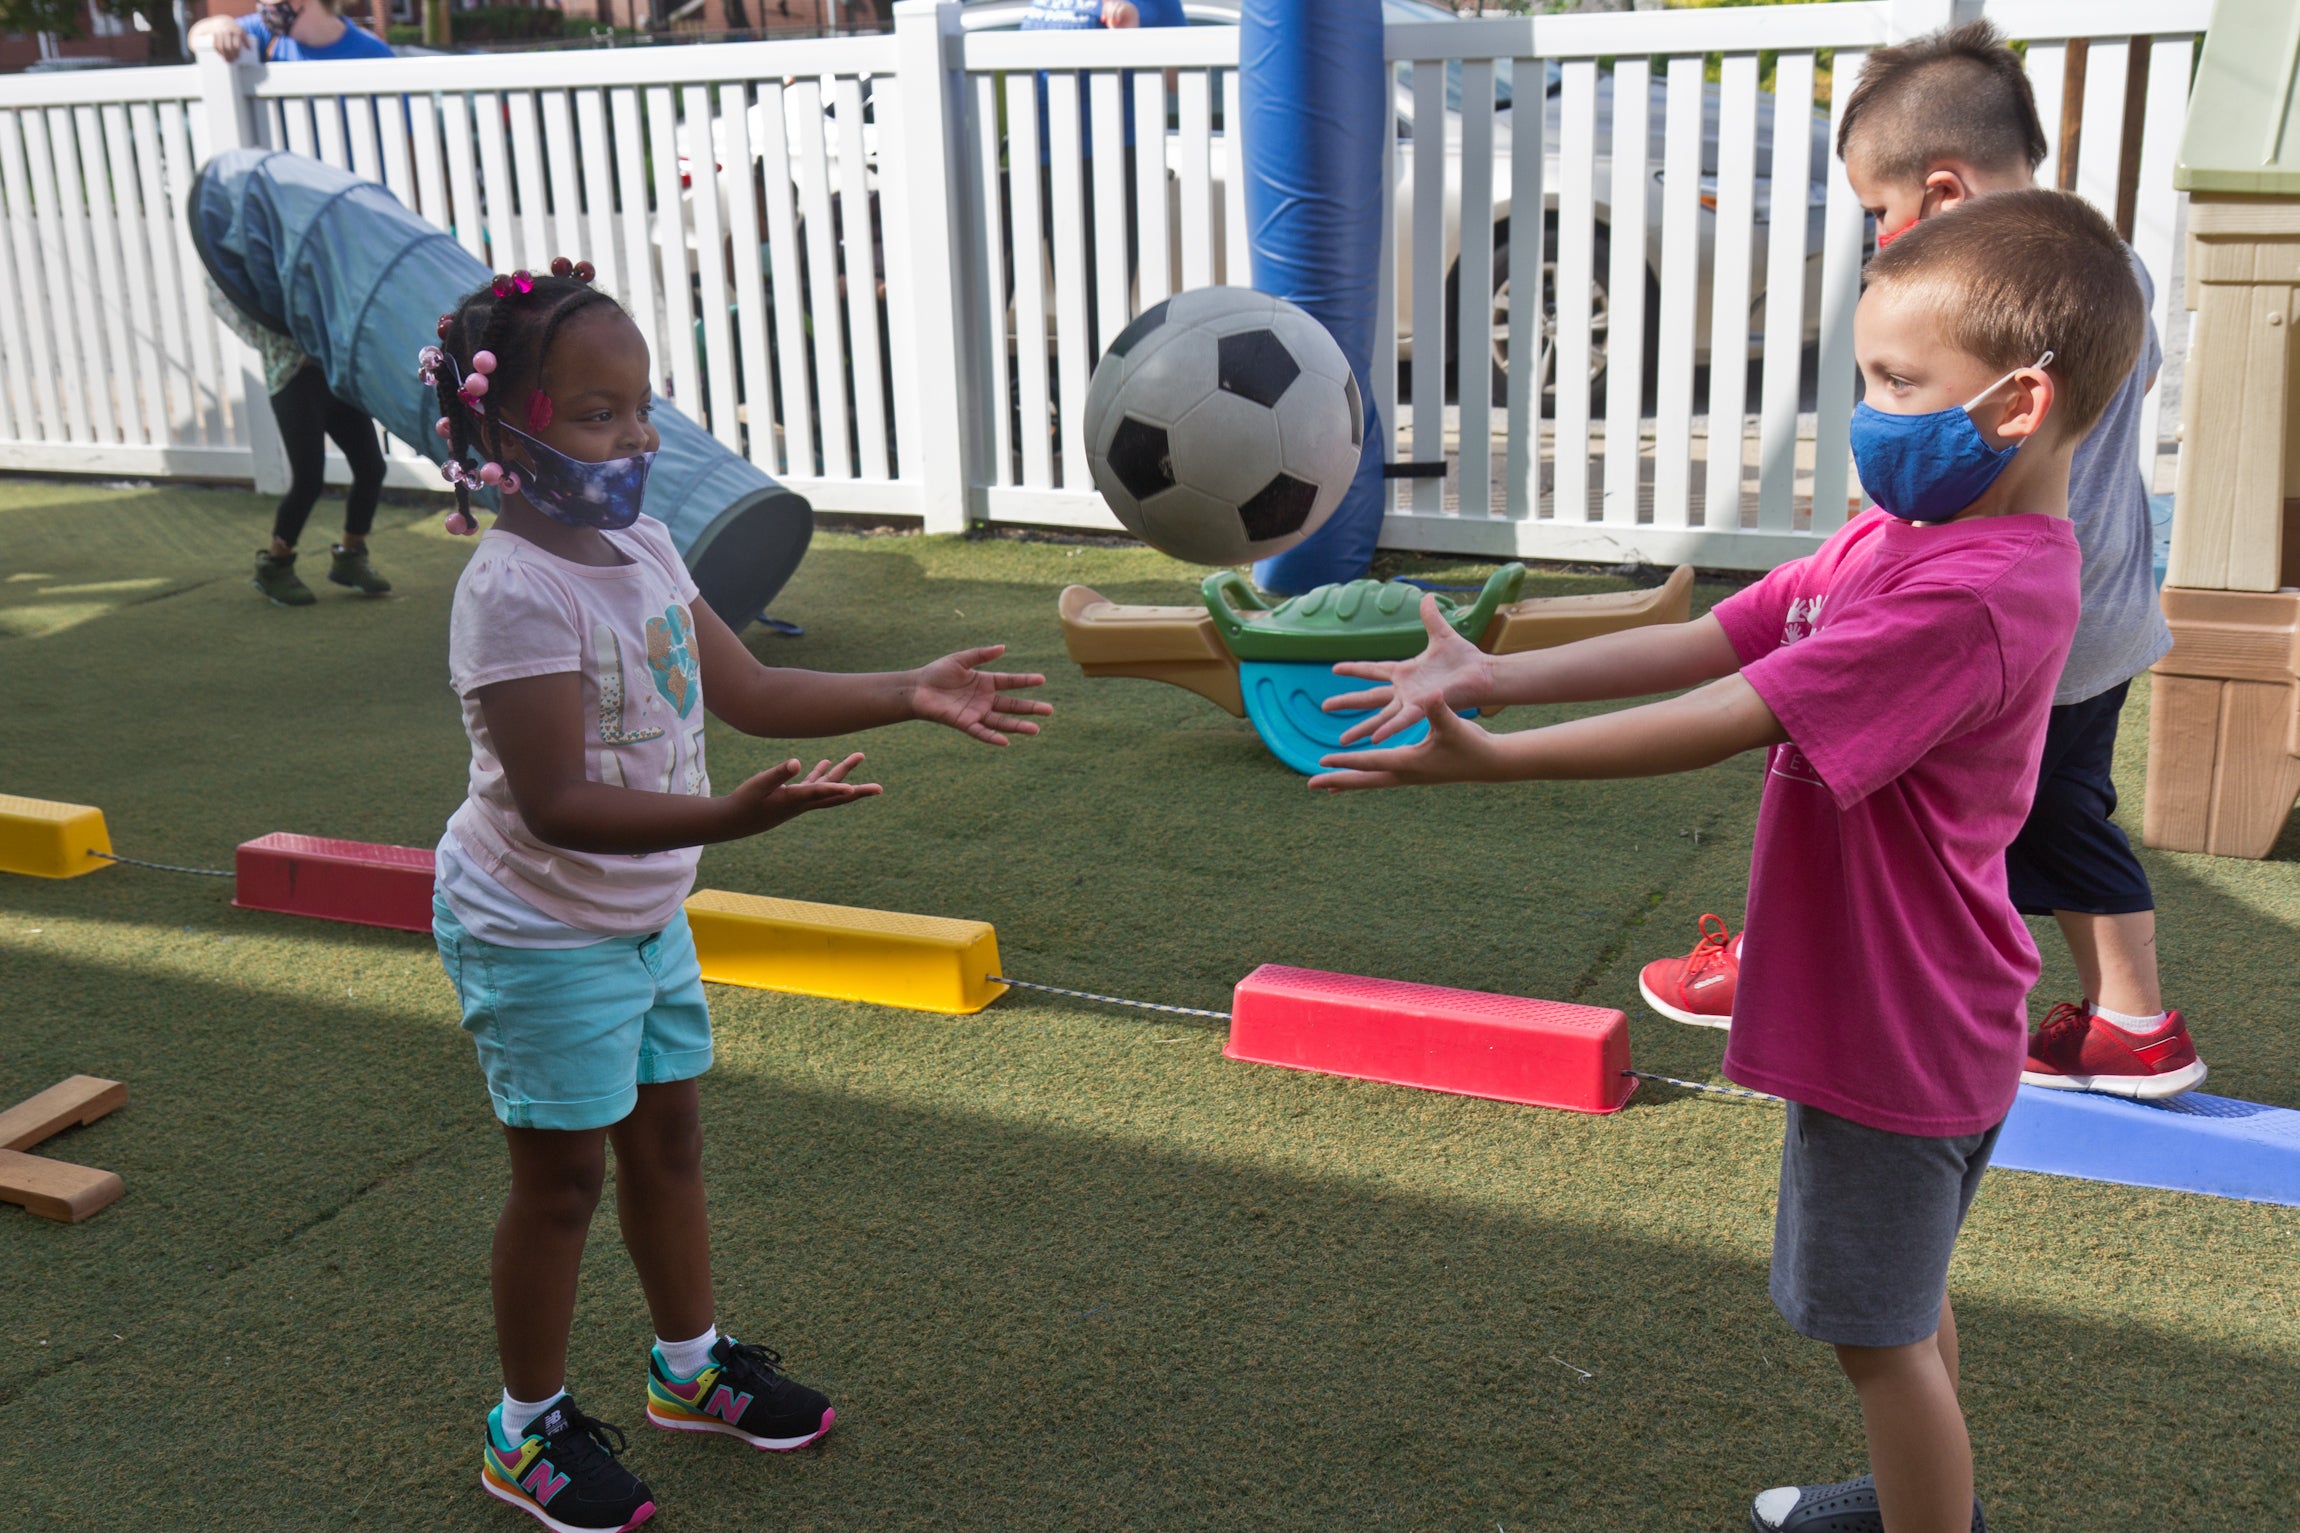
[1308, 699, 1500, 792]
[909, 644, 1053, 746]
[727, 753, 883, 834]
[1323, 594, 1495, 745]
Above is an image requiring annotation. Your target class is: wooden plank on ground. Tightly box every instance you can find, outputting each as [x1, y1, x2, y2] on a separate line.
[0, 1147, 124, 1223]
[0, 1076, 126, 1153]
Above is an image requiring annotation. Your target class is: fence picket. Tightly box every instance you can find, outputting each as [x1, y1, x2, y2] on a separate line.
[1601, 57, 1650, 528]
[1175, 68, 1212, 290]
[790, 77, 852, 479]
[682, 84, 740, 454]
[646, 85, 703, 424]
[1652, 55, 1704, 528]
[129, 99, 193, 439]
[441, 91, 487, 264]
[99, 103, 163, 447]
[1700, 53, 1761, 530]
[755, 79, 813, 478]
[1046, 73, 1091, 488]
[1131, 70, 1170, 310]
[574, 89, 619, 301]
[607, 87, 661, 393]
[34, 108, 103, 442]
[1454, 57, 1496, 520]
[1221, 67, 1248, 288]
[2027, 42, 2066, 190]
[2073, 37, 2130, 220]
[410, 86, 451, 232]
[540, 90, 582, 263]
[1409, 56, 1445, 516]
[281, 96, 317, 160]
[346, 95, 380, 183]
[0, 111, 50, 441]
[1503, 51, 1544, 522]
[716, 84, 776, 474]
[1756, 51, 1814, 531]
[1373, 58, 1399, 517]
[1810, 49, 1868, 530]
[1553, 58, 1598, 525]
[1006, 69, 1053, 488]
[159, 98, 229, 443]
[834, 75, 890, 481]
[474, 90, 517, 268]
[2131, 33, 2192, 485]
[378, 94, 415, 210]
[509, 90, 550, 270]
[76, 105, 144, 444]
[1088, 70, 1127, 358]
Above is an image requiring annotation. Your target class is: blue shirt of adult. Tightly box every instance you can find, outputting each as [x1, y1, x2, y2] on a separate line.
[1021, 0, 1186, 157]
[235, 14, 396, 62]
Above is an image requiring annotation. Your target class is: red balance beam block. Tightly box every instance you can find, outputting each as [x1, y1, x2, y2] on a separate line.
[233, 833, 436, 934]
[1226, 964, 1635, 1114]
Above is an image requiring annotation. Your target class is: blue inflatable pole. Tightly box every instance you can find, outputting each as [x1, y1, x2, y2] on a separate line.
[1243, 0, 1388, 595]
[190, 149, 812, 629]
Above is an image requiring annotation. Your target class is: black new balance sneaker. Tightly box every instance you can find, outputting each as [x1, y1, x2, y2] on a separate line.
[646, 1336, 836, 1451]
[1750, 1473, 1986, 1532]
[482, 1396, 658, 1532]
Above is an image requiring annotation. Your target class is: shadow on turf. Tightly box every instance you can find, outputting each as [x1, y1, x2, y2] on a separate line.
[2, 941, 2295, 1530]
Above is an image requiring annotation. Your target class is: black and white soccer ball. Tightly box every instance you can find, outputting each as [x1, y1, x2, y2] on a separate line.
[1084, 287, 1364, 567]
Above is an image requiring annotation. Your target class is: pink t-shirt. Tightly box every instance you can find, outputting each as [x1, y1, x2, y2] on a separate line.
[444, 517, 709, 935]
[1714, 509, 2080, 1136]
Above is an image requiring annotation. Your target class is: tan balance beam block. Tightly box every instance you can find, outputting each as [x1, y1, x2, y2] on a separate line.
[0, 1075, 127, 1151]
[0, 1149, 124, 1223]
[0, 1076, 128, 1224]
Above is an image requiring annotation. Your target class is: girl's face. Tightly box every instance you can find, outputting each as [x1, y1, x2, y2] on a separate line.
[516, 306, 661, 465]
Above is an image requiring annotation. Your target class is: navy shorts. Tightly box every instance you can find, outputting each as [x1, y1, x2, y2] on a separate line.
[2004, 681, 2154, 917]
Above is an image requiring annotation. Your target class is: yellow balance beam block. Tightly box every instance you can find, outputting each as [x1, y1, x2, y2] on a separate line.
[685, 889, 1008, 1015]
[0, 795, 112, 879]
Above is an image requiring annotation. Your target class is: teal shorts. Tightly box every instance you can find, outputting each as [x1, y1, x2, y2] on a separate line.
[434, 895, 714, 1131]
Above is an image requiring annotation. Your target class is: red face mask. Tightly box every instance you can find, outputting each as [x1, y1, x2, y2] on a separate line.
[1875, 215, 1918, 249]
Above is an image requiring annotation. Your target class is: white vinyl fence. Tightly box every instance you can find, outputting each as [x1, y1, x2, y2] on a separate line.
[0, 0, 2211, 571]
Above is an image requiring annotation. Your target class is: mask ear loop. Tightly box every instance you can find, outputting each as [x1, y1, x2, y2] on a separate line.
[1962, 350, 2055, 413]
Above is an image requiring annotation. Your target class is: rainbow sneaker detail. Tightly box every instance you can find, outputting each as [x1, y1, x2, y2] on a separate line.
[646, 1336, 835, 1451]
[482, 1396, 657, 1533]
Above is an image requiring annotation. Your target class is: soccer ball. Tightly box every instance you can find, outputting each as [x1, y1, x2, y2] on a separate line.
[1084, 287, 1364, 568]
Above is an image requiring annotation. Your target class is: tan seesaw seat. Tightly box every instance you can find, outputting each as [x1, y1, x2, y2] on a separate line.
[1058, 564, 1695, 717]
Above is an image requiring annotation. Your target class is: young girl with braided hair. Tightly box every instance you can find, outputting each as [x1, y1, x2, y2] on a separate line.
[423, 261, 1051, 1533]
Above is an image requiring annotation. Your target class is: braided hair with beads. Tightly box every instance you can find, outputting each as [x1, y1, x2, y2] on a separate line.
[419, 256, 615, 534]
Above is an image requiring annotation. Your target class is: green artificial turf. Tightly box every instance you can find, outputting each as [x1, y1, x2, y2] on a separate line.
[2, 477, 2296, 1530]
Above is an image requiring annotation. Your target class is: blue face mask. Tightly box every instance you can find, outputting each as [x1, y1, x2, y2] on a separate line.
[496, 417, 655, 531]
[1849, 351, 2052, 524]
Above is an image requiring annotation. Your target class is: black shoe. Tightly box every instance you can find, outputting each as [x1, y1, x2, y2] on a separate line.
[482, 1395, 657, 1532]
[252, 549, 315, 606]
[1750, 1474, 1986, 1532]
[327, 543, 392, 594]
[646, 1335, 836, 1451]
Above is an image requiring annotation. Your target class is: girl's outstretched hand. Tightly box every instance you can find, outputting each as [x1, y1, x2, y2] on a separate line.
[1307, 699, 1500, 792]
[909, 644, 1053, 746]
[726, 753, 882, 835]
[1323, 595, 1496, 745]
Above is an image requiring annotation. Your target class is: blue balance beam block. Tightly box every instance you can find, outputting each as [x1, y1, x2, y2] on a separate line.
[1994, 1084, 2300, 1207]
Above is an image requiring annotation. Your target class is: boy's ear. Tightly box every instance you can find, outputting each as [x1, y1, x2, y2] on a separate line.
[1923, 165, 1977, 214]
[1986, 366, 2055, 446]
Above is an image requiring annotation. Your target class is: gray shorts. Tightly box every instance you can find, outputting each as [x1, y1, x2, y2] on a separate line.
[1770, 1102, 2003, 1349]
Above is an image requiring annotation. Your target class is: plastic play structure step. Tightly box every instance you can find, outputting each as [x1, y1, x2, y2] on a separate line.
[0, 1075, 127, 1224]
[685, 889, 1007, 1015]
[0, 794, 112, 879]
[1993, 1084, 2300, 1207]
[232, 833, 436, 934]
[1225, 964, 1635, 1114]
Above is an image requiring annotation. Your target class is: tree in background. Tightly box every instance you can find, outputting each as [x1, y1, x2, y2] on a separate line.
[0, 0, 188, 61]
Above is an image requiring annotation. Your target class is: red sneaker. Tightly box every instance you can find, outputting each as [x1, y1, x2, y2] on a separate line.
[1637, 914, 1740, 1030]
[2021, 1002, 2208, 1099]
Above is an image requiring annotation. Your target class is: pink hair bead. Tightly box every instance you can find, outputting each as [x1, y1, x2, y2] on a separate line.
[500, 472, 522, 496]
[478, 461, 504, 486]
[461, 374, 489, 399]
[471, 350, 497, 375]
[445, 509, 477, 535]
[434, 416, 452, 440]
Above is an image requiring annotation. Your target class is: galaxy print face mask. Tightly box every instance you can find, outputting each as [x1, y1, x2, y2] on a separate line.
[495, 417, 655, 531]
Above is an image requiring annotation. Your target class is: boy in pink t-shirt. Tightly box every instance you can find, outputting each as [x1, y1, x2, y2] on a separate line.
[1312, 191, 2145, 1533]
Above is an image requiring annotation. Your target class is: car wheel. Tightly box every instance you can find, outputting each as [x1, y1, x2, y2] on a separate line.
[1460, 216, 1614, 417]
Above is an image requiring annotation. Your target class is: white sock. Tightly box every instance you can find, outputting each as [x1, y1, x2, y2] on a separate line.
[2093, 1003, 2172, 1034]
[499, 1387, 565, 1442]
[656, 1325, 719, 1380]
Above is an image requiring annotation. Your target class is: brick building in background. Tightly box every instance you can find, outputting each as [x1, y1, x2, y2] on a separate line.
[1, 1, 151, 72]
